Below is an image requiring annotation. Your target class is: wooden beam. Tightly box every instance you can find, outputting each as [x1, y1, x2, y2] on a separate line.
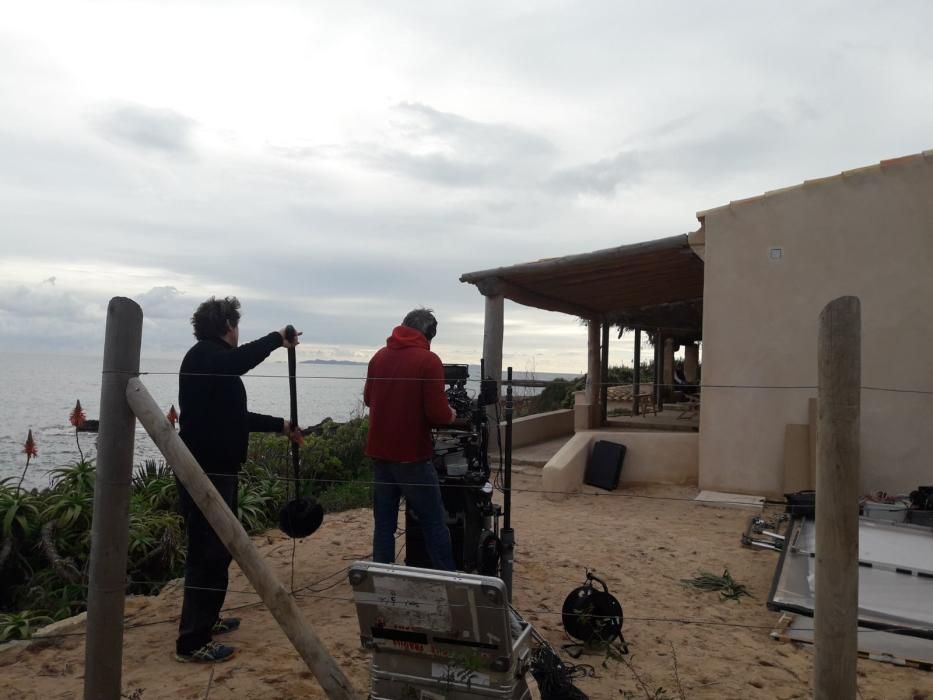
[498, 279, 600, 318]
[460, 233, 694, 283]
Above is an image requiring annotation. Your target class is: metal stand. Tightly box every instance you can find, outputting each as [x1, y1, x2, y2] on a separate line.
[501, 366, 515, 601]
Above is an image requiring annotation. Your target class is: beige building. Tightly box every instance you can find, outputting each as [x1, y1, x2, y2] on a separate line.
[462, 150, 933, 497]
[698, 150, 933, 496]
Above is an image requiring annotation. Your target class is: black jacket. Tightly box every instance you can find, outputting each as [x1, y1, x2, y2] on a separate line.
[179, 332, 284, 473]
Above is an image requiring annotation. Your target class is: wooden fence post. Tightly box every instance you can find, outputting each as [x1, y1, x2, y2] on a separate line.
[814, 296, 861, 700]
[84, 297, 142, 700]
[125, 378, 364, 700]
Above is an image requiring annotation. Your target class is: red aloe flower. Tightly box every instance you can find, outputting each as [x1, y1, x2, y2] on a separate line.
[23, 429, 38, 461]
[167, 404, 178, 427]
[69, 399, 87, 428]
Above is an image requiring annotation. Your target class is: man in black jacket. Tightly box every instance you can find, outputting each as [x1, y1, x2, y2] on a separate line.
[175, 296, 301, 663]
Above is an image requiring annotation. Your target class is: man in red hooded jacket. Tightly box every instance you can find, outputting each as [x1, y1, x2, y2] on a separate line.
[364, 308, 457, 570]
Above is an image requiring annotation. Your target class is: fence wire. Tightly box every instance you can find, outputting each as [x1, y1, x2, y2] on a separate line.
[6, 364, 931, 688]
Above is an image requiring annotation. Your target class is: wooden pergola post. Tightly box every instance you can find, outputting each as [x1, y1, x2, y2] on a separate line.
[684, 342, 700, 383]
[600, 322, 610, 425]
[814, 296, 860, 700]
[653, 329, 663, 411]
[633, 328, 642, 415]
[663, 337, 675, 392]
[585, 319, 601, 428]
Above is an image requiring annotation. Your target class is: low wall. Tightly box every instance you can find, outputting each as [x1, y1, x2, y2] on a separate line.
[542, 430, 699, 499]
[498, 409, 574, 449]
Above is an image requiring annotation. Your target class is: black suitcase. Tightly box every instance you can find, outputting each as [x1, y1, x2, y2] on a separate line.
[584, 440, 627, 491]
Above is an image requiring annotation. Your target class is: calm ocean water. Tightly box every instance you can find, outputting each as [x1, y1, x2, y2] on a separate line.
[0, 352, 571, 489]
[0, 352, 369, 489]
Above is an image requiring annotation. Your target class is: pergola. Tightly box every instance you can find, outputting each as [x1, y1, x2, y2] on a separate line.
[460, 232, 705, 426]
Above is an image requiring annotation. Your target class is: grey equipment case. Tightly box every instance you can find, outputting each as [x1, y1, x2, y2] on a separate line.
[349, 561, 534, 699]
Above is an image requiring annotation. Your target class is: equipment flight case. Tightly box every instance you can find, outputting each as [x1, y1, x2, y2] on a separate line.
[349, 561, 533, 699]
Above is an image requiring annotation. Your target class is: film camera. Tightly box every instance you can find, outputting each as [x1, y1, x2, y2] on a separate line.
[404, 363, 503, 575]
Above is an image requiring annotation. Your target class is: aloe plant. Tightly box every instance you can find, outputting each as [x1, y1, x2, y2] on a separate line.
[0, 611, 53, 642]
[0, 480, 40, 539]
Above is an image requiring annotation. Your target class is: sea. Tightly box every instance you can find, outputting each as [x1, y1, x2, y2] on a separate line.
[0, 352, 574, 489]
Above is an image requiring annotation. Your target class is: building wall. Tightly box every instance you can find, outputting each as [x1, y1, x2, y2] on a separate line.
[542, 430, 698, 498]
[699, 153, 933, 496]
[501, 409, 575, 449]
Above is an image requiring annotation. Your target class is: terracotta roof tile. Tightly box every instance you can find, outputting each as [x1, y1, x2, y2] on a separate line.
[880, 153, 923, 168]
[840, 164, 878, 178]
[802, 174, 839, 188]
[696, 149, 931, 220]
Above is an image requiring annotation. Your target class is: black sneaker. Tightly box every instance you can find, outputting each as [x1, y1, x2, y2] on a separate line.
[212, 617, 241, 634]
[175, 641, 237, 663]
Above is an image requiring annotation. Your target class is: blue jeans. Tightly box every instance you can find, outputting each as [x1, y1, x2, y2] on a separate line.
[373, 460, 456, 571]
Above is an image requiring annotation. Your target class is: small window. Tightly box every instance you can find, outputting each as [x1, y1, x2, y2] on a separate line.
[769, 247, 783, 261]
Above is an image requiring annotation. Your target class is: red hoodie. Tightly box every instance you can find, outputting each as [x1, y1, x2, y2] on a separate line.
[364, 326, 455, 462]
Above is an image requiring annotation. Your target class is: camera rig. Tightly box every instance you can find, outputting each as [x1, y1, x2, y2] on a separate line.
[404, 361, 507, 577]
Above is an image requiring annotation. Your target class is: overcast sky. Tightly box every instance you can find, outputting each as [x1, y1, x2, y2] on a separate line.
[1, 1, 931, 373]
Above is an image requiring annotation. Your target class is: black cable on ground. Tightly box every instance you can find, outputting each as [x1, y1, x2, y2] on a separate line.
[530, 643, 593, 700]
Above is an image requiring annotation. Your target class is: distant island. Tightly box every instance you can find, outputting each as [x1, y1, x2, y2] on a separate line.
[301, 359, 367, 366]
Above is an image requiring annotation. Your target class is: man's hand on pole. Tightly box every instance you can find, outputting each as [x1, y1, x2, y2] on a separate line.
[280, 327, 302, 349]
[282, 420, 305, 445]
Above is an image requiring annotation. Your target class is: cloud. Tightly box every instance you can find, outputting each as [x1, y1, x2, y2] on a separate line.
[91, 103, 196, 155]
[549, 150, 644, 196]
[0, 283, 106, 353]
[135, 286, 189, 319]
[3, 0, 933, 372]
[547, 105, 814, 198]
[349, 102, 557, 187]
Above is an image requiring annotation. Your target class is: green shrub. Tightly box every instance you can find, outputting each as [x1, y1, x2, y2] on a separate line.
[0, 480, 40, 539]
[0, 610, 53, 642]
[247, 418, 372, 514]
[0, 416, 375, 637]
[317, 480, 372, 513]
[132, 460, 177, 511]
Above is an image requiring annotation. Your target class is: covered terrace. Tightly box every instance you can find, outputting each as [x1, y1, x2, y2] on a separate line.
[460, 231, 706, 430]
[460, 231, 706, 492]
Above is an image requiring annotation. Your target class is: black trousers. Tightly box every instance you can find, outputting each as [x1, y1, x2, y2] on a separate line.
[176, 472, 238, 654]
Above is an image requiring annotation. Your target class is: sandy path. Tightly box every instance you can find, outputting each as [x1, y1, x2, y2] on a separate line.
[0, 473, 929, 699]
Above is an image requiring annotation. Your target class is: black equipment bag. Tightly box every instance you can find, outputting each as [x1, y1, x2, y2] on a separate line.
[784, 490, 816, 518]
[583, 440, 626, 491]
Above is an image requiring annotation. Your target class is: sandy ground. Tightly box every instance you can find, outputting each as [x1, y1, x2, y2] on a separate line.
[0, 472, 929, 700]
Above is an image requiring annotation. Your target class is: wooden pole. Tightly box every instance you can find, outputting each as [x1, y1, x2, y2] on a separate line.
[684, 342, 699, 383]
[586, 320, 601, 429]
[85, 297, 142, 700]
[125, 378, 363, 700]
[633, 328, 641, 416]
[654, 330, 663, 411]
[814, 296, 860, 700]
[600, 322, 610, 425]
